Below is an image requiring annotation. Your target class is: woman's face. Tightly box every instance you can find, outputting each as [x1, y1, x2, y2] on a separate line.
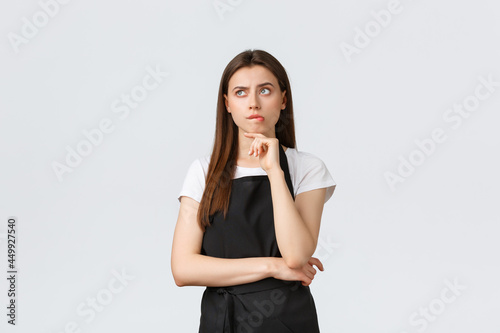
[224, 65, 286, 138]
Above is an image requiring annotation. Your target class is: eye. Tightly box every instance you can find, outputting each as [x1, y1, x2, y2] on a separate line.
[260, 88, 270, 94]
[236, 90, 246, 96]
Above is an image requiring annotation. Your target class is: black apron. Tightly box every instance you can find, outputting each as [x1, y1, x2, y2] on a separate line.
[199, 144, 320, 333]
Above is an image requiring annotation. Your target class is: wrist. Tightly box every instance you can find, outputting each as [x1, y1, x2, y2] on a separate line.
[266, 167, 284, 180]
[266, 257, 279, 278]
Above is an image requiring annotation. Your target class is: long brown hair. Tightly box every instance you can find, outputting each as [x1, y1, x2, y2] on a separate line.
[197, 49, 296, 232]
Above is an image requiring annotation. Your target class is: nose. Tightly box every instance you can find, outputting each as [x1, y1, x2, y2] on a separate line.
[249, 91, 261, 110]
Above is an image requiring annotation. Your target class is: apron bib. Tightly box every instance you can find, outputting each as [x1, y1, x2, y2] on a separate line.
[199, 144, 320, 333]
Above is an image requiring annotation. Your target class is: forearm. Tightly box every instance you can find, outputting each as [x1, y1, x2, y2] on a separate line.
[173, 254, 277, 287]
[268, 169, 316, 268]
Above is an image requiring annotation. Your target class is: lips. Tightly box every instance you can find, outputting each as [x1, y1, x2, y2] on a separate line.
[248, 115, 264, 120]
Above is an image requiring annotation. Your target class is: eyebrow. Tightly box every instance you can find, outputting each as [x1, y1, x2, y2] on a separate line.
[231, 82, 275, 91]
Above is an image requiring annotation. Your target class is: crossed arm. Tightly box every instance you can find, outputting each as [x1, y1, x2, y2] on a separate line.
[171, 183, 330, 287]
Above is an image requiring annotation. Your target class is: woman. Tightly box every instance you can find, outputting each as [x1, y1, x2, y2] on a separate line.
[172, 49, 337, 332]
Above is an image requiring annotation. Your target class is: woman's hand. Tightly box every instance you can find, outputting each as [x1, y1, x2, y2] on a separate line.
[270, 257, 324, 286]
[243, 132, 280, 173]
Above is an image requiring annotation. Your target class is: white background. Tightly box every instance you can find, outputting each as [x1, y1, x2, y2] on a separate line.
[1, 0, 499, 332]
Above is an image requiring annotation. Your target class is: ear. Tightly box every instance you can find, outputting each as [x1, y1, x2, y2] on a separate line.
[281, 90, 287, 110]
[224, 94, 230, 112]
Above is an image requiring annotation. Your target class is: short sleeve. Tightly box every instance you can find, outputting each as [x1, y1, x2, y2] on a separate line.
[296, 153, 336, 204]
[177, 158, 206, 203]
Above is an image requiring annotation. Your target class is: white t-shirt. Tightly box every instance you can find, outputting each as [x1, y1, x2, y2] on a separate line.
[177, 147, 337, 204]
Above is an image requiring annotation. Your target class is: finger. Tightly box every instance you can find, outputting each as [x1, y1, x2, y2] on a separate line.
[301, 276, 312, 286]
[304, 270, 313, 280]
[305, 266, 316, 279]
[256, 139, 265, 156]
[253, 139, 259, 156]
[248, 139, 257, 155]
[313, 260, 324, 271]
[243, 132, 262, 138]
[310, 257, 324, 271]
[259, 141, 267, 154]
[308, 266, 317, 277]
[304, 264, 315, 276]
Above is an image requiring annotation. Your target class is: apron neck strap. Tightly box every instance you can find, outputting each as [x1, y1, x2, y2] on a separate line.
[278, 144, 295, 200]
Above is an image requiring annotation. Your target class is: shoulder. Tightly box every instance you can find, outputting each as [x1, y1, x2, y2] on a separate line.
[285, 148, 328, 174]
[285, 147, 337, 203]
[177, 154, 211, 203]
[189, 154, 211, 176]
[186, 153, 212, 184]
